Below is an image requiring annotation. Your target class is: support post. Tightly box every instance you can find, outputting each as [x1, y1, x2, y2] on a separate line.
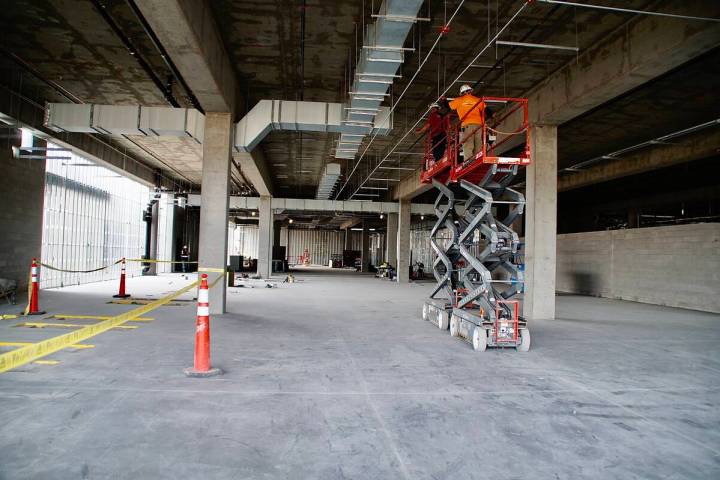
[524, 125, 558, 320]
[386, 212, 398, 266]
[257, 196, 273, 278]
[361, 223, 370, 272]
[397, 200, 411, 282]
[198, 113, 232, 314]
[146, 200, 159, 275]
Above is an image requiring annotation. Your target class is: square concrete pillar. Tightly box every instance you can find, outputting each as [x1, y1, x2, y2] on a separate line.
[198, 113, 232, 314]
[524, 125, 558, 320]
[257, 196, 273, 278]
[360, 223, 370, 272]
[386, 212, 398, 266]
[396, 200, 411, 282]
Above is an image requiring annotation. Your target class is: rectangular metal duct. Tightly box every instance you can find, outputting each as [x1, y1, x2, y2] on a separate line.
[234, 100, 391, 153]
[337, 0, 424, 160]
[44, 104, 205, 142]
[92, 105, 142, 135]
[315, 163, 342, 200]
[45, 104, 95, 133]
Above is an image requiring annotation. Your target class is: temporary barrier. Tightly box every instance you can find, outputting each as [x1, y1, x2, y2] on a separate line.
[24, 259, 46, 316]
[113, 258, 131, 298]
[184, 274, 222, 377]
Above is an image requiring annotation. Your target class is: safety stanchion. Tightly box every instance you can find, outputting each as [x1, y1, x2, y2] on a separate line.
[184, 274, 221, 377]
[25, 259, 46, 316]
[112, 258, 131, 299]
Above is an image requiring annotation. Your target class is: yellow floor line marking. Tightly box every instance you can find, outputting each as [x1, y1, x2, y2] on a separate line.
[0, 278, 202, 373]
[49, 315, 154, 322]
[107, 300, 185, 306]
[1, 314, 19, 320]
[33, 360, 60, 365]
[0, 341, 94, 349]
[15, 322, 138, 330]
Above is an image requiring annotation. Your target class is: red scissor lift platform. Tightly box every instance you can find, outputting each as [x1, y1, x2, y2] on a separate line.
[420, 96, 532, 351]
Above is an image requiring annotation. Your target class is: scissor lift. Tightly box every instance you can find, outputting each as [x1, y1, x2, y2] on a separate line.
[420, 96, 531, 351]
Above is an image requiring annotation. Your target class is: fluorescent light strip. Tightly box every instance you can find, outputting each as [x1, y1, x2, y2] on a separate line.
[369, 177, 400, 182]
[496, 40, 579, 52]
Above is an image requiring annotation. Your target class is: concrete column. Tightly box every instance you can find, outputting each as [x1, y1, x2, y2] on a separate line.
[360, 223, 370, 272]
[198, 112, 232, 314]
[386, 213, 398, 266]
[146, 199, 159, 275]
[524, 125, 558, 320]
[257, 196, 273, 278]
[344, 229, 352, 250]
[397, 200, 411, 282]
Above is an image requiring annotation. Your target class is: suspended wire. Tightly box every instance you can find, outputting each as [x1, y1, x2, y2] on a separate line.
[335, 0, 467, 199]
[343, 0, 532, 200]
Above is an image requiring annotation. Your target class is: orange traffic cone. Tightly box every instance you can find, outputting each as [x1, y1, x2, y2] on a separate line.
[26, 258, 46, 316]
[184, 274, 221, 377]
[112, 258, 131, 298]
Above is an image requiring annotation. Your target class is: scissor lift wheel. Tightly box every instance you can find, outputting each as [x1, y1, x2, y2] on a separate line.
[517, 328, 531, 352]
[471, 327, 487, 352]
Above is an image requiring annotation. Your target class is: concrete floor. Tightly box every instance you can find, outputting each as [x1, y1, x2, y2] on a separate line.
[0, 269, 719, 479]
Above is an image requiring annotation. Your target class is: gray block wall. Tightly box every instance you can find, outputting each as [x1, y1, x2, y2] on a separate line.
[557, 223, 720, 313]
[0, 138, 46, 293]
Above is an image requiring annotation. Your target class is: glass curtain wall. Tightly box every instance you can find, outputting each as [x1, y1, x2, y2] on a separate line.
[41, 144, 149, 288]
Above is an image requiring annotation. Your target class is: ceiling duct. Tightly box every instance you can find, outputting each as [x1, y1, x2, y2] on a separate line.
[315, 163, 341, 199]
[45, 103, 205, 142]
[337, 0, 425, 160]
[234, 100, 391, 153]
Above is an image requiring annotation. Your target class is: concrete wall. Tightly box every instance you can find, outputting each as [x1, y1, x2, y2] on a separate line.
[0, 138, 46, 292]
[557, 223, 720, 313]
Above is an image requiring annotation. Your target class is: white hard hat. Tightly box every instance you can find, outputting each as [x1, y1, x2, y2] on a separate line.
[459, 84, 472, 94]
[430, 102, 440, 108]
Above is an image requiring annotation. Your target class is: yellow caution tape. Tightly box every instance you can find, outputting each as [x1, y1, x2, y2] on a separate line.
[1, 314, 19, 320]
[0, 278, 202, 374]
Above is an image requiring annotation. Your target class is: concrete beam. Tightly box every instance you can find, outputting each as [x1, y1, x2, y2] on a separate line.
[340, 217, 362, 230]
[393, 3, 720, 199]
[559, 127, 720, 192]
[393, 167, 433, 201]
[134, 0, 237, 113]
[234, 150, 273, 197]
[187, 196, 436, 215]
[526, 3, 720, 126]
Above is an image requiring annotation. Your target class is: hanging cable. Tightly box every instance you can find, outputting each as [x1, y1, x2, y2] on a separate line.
[342, 0, 532, 200]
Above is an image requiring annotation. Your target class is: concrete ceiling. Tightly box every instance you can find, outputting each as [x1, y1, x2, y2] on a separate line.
[0, 0, 718, 199]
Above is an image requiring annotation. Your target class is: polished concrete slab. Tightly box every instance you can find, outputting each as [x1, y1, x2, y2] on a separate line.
[0, 270, 718, 479]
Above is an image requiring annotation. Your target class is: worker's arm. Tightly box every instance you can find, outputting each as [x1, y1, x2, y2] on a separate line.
[415, 123, 430, 135]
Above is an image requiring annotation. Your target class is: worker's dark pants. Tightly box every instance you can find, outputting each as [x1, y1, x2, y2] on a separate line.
[181, 256, 189, 273]
[431, 134, 447, 161]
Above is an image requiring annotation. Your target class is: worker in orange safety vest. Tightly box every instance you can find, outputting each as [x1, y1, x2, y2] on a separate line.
[449, 84, 485, 162]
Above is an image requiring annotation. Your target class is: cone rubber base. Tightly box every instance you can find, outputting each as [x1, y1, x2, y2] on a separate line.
[113, 294, 131, 298]
[25, 311, 46, 316]
[184, 367, 222, 378]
